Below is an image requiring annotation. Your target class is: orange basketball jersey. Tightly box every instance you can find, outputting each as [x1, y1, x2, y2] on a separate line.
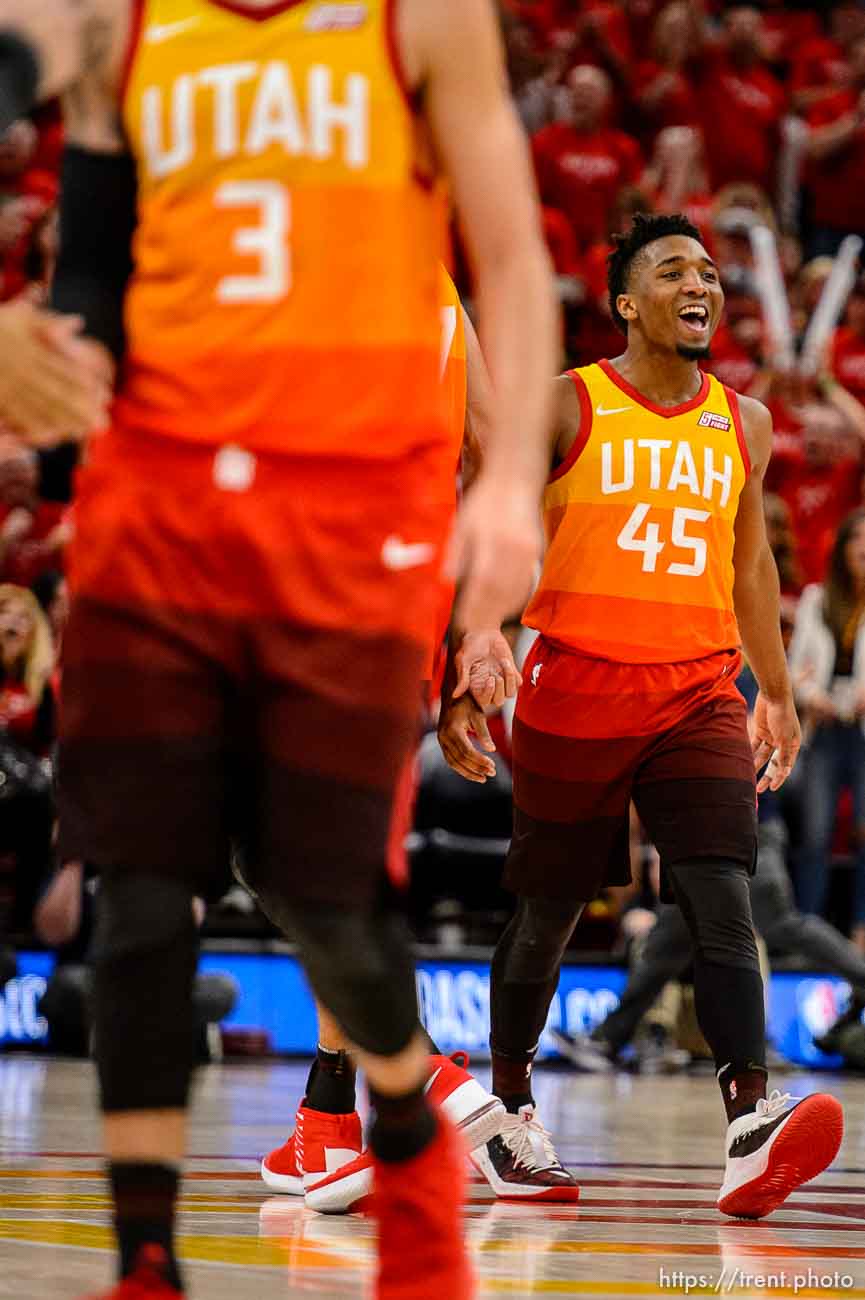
[115, 0, 448, 459]
[523, 360, 750, 664]
[438, 264, 467, 473]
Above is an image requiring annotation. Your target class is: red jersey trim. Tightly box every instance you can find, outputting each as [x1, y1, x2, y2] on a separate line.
[549, 371, 593, 482]
[599, 358, 710, 418]
[723, 384, 752, 478]
[118, 0, 146, 104]
[204, 0, 305, 21]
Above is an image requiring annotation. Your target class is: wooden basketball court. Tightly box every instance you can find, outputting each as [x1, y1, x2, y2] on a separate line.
[1, 1056, 861, 1298]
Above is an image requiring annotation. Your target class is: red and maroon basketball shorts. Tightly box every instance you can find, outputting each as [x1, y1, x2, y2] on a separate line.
[505, 636, 758, 902]
[58, 430, 453, 906]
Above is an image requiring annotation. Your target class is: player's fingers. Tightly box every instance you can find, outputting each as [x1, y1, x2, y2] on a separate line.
[752, 738, 773, 771]
[440, 731, 491, 783]
[502, 660, 521, 699]
[452, 654, 471, 700]
[472, 713, 497, 754]
[469, 674, 495, 710]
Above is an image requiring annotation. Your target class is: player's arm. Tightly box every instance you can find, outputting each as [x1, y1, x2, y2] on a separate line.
[402, 0, 557, 629]
[48, 1, 132, 376]
[439, 374, 578, 781]
[460, 307, 492, 491]
[449, 307, 520, 711]
[732, 394, 801, 792]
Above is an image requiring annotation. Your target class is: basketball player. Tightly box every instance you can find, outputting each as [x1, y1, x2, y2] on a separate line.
[440, 212, 844, 1217]
[5, 4, 556, 1299]
[262, 270, 553, 1214]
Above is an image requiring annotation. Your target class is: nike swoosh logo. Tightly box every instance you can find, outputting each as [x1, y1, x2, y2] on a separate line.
[595, 404, 632, 416]
[423, 1067, 442, 1095]
[381, 536, 435, 571]
[144, 17, 200, 42]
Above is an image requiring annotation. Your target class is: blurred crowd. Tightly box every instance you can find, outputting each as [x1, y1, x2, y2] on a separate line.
[6, 1, 865, 1061]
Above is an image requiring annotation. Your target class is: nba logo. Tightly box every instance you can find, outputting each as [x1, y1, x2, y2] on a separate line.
[531, 663, 542, 686]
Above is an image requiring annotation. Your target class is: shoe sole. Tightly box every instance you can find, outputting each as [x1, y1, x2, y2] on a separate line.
[306, 1100, 505, 1215]
[468, 1145, 580, 1203]
[717, 1095, 843, 1219]
[260, 1159, 303, 1196]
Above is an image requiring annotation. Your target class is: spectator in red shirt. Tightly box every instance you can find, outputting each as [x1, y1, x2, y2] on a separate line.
[503, 17, 558, 134]
[643, 126, 716, 239]
[0, 444, 72, 588]
[806, 35, 865, 257]
[832, 276, 865, 409]
[572, 185, 654, 363]
[705, 296, 764, 396]
[697, 7, 786, 192]
[555, 3, 634, 101]
[789, 1, 865, 113]
[532, 64, 643, 250]
[0, 119, 58, 303]
[765, 392, 865, 586]
[632, 2, 699, 148]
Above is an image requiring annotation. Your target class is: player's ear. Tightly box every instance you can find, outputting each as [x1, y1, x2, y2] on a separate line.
[617, 294, 637, 324]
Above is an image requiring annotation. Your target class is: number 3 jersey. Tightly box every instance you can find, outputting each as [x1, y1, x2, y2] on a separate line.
[523, 359, 751, 665]
[115, 0, 448, 459]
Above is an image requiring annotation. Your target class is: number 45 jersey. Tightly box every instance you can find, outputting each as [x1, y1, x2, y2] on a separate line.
[523, 360, 750, 665]
[115, 0, 448, 459]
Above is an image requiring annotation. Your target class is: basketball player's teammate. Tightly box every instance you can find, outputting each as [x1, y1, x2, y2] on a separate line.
[262, 269, 570, 1213]
[440, 212, 844, 1217]
[5, 3, 557, 1298]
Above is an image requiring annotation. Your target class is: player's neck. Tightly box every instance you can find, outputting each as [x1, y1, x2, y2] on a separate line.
[610, 344, 704, 408]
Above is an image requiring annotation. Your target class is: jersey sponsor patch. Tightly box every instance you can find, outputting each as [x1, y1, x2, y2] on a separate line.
[304, 3, 368, 30]
[698, 410, 732, 432]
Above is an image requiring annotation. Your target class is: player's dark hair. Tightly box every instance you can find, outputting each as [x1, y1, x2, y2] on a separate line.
[607, 212, 703, 334]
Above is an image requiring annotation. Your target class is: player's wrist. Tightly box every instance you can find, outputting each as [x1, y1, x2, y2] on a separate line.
[759, 680, 795, 707]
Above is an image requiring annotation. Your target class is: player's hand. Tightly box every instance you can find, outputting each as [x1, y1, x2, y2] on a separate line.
[438, 693, 497, 784]
[0, 299, 112, 444]
[453, 628, 521, 710]
[751, 690, 801, 793]
[449, 473, 540, 632]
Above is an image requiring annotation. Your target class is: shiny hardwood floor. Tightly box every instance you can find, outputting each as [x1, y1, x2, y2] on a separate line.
[0, 1056, 862, 1298]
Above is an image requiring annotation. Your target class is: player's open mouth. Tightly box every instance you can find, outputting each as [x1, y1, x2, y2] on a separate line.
[678, 304, 710, 336]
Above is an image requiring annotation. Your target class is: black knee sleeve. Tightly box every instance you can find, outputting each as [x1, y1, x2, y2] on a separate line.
[490, 896, 583, 1058]
[255, 886, 419, 1057]
[93, 873, 198, 1113]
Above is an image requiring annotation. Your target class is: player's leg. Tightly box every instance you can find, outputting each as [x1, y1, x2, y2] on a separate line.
[261, 998, 363, 1194]
[635, 685, 843, 1219]
[474, 639, 636, 1201]
[246, 584, 472, 1295]
[489, 894, 585, 1109]
[61, 595, 234, 1299]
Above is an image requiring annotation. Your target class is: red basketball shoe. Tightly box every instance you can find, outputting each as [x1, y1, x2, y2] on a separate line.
[261, 1100, 363, 1194]
[305, 1053, 504, 1214]
[718, 1090, 843, 1218]
[79, 1247, 184, 1299]
[375, 1114, 474, 1300]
